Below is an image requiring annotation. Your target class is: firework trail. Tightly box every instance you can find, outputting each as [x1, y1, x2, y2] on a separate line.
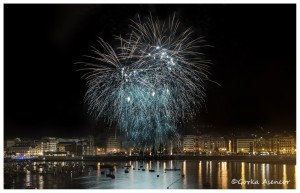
[81, 14, 211, 147]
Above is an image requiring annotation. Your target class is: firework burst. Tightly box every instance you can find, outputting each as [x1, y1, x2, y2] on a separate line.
[81, 14, 211, 147]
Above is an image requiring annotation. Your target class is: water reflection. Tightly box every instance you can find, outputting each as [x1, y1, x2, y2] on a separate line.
[221, 162, 228, 189]
[261, 164, 266, 188]
[283, 164, 287, 189]
[294, 165, 296, 189]
[198, 161, 202, 188]
[266, 164, 270, 181]
[209, 161, 212, 186]
[241, 162, 246, 189]
[253, 163, 257, 181]
[25, 173, 31, 188]
[182, 160, 186, 188]
[4, 160, 296, 189]
[38, 175, 44, 189]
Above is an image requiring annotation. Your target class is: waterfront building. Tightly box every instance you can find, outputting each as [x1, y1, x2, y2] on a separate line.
[85, 135, 95, 155]
[183, 135, 228, 154]
[57, 141, 77, 155]
[57, 137, 80, 143]
[29, 140, 43, 156]
[264, 137, 273, 152]
[95, 147, 106, 155]
[182, 135, 197, 152]
[254, 137, 267, 153]
[9, 146, 32, 156]
[65, 142, 77, 156]
[271, 135, 296, 154]
[228, 139, 233, 153]
[4, 139, 15, 149]
[236, 139, 254, 154]
[41, 137, 58, 153]
[198, 135, 211, 153]
[8, 139, 35, 156]
[57, 142, 68, 152]
[44, 151, 67, 156]
[106, 135, 121, 153]
[74, 136, 95, 156]
[4, 138, 18, 157]
[210, 136, 227, 153]
[77, 141, 89, 156]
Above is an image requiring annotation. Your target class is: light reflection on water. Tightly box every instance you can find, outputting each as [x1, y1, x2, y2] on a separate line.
[4, 160, 296, 189]
[198, 161, 202, 188]
[261, 163, 265, 189]
[241, 162, 245, 189]
[221, 162, 228, 189]
[283, 164, 287, 189]
[294, 165, 296, 188]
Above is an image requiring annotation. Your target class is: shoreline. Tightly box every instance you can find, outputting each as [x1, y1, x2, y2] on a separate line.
[5, 155, 296, 165]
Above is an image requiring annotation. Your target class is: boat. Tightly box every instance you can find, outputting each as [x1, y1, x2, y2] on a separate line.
[124, 169, 129, 173]
[165, 168, 181, 171]
[109, 168, 115, 172]
[140, 166, 143, 168]
[149, 169, 155, 172]
[142, 169, 145, 171]
[97, 164, 114, 169]
[106, 174, 115, 179]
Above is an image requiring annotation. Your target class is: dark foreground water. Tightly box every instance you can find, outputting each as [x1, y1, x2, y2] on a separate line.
[4, 160, 296, 189]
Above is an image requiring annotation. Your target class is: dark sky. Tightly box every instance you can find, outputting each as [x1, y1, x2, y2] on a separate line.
[4, 4, 296, 138]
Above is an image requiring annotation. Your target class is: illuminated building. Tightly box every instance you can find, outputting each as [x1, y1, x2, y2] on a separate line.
[106, 135, 121, 153]
[271, 135, 296, 154]
[236, 139, 254, 154]
[182, 135, 196, 152]
[254, 137, 267, 153]
[30, 140, 43, 156]
[198, 135, 211, 152]
[210, 136, 227, 153]
[4, 139, 15, 149]
[41, 137, 58, 153]
[76, 136, 95, 155]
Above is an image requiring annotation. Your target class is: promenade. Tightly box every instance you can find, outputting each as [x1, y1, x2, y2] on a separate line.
[6, 155, 296, 165]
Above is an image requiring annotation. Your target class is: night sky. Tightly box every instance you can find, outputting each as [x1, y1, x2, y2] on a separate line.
[4, 4, 296, 138]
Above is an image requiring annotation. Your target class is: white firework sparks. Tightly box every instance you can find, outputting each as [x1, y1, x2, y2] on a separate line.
[80, 14, 211, 147]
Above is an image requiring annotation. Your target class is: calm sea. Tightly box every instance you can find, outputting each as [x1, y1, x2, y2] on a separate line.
[4, 160, 296, 189]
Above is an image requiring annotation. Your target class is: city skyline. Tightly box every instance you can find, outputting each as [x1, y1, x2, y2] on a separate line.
[4, 4, 296, 138]
[3, 4, 296, 190]
[4, 132, 296, 156]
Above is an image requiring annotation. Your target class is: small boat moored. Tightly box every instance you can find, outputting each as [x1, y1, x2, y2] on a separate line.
[165, 168, 181, 171]
[106, 174, 115, 179]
